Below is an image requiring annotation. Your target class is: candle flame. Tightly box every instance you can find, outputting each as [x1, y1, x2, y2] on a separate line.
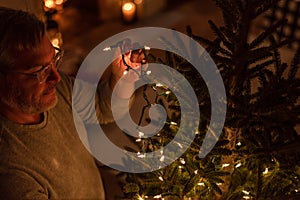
[123, 3, 133, 11]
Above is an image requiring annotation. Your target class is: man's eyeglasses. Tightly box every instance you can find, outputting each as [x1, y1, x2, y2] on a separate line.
[8, 47, 64, 84]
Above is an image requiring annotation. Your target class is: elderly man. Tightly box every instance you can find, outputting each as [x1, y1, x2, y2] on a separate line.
[0, 6, 144, 199]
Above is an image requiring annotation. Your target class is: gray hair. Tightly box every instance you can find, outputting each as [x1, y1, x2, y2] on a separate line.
[0, 7, 45, 69]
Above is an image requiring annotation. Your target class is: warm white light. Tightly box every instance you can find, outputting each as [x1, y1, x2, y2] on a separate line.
[146, 70, 151, 75]
[138, 131, 144, 138]
[176, 142, 183, 148]
[262, 168, 269, 175]
[144, 45, 151, 50]
[158, 176, 163, 181]
[103, 47, 111, 51]
[51, 38, 60, 47]
[222, 163, 230, 168]
[160, 155, 165, 162]
[56, 0, 64, 5]
[123, 2, 133, 11]
[137, 195, 144, 200]
[123, 70, 128, 75]
[235, 163, 242, 168]
[122, 2, 136, 22]
[179, 158, 185, 165]
[197, 182, 205, 186]
[242, 190, 250, 195]
[45, 0, 56, 8]
[137, 152, 146, 158]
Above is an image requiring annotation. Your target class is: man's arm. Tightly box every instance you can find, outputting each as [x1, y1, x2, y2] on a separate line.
[73, 49, 146, 124]
[0, 172, 48, 200]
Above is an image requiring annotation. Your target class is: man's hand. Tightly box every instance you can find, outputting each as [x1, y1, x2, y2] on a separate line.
[109, 41, 149, 99]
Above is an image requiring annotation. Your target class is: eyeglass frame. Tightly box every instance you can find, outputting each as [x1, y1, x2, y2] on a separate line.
[2, 47, 64, 84]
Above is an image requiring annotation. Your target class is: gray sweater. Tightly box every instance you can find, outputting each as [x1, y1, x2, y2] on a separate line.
[0, 73, 128, 199]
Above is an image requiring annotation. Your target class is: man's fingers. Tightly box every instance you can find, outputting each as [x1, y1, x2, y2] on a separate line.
[130, 49, 146, 63]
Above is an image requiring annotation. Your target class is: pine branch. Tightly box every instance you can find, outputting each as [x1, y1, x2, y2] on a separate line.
[289, 47, 300, 80]
[208, 20, 233, 52]
[249, 19, 286, 49]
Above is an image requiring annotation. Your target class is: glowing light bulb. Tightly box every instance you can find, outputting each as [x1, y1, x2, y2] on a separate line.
[262, 168, 269, 175]
[137, 195, 144, 200]
[242, 190, 250, 195]
[235, 163, 242, 168]
[176, 142, 183, 148]
[44, 0, 56, 8]
[56, 0, 64, 5]
[123, 70, 129, 75]
[179, 158, 185, 164]
[144, 45, 150, 50]
[158, 176, 163, 181]
[51, 38, 60, 47]
[103, 47, 111, 51]
[222, 163, 230, 168]
[160, 155, 165, 162]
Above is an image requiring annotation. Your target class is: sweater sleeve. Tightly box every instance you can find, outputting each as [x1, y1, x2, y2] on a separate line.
[0, 171, 48, 200]
[59, 72, 132, 125]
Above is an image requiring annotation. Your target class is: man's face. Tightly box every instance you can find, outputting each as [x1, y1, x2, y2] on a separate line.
[0, 35, 61, 114]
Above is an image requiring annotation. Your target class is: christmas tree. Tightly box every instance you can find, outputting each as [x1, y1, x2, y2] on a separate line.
[119, 0, 300, 199]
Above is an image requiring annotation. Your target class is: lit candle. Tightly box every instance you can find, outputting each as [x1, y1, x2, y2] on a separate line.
[44, 0, 56, 9]
[122, 2, 137, 23]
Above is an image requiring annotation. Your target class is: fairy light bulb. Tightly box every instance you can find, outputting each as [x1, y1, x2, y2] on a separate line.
[160, 155, 165, 162]
[154, 194, 162, 198]
[222, 163, 230, 168]
[235, 162, 242, 168]
[197, 182, 205, 186]
[262, 168, 269, 175]
[179, 158, 186, 165]
[242, 190, 250, 195]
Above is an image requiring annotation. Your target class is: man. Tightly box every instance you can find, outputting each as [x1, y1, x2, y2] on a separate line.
[0, 7, 144, 199]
